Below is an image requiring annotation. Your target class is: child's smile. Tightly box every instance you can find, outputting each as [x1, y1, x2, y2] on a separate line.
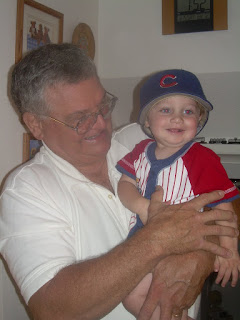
[145, 95, 201, 158]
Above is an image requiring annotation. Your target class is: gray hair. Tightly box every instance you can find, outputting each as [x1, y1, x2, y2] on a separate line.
[11, 43, 98, 115]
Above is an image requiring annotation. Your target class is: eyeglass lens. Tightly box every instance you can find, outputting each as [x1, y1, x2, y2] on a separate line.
[76, 95, 116, 134]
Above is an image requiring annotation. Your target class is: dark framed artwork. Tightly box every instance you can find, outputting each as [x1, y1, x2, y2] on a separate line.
[162, 0, 228, 35]
[174, 0, 213, 34]
[15, 0, 64, 63]
[22, 133, 42, 162]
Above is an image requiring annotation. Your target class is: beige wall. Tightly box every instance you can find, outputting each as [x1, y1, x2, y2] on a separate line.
[98, 0, 240, 78]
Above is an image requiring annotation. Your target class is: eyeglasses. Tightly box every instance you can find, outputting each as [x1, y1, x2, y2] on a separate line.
[45, 91, 118, 135]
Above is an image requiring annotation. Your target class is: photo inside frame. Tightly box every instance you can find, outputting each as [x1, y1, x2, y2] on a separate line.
[23, 3, 60, 54]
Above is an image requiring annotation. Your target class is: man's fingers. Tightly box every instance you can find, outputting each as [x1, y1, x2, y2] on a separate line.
[159, 299, 173, 320]
[137, 282, 160, 320]
[203, 224, 238, 238]
[187, 191, 224, 211]
[201, 240, 232, 259]
[147, 188, 238, 258]
[202, 209, 237, 224]
[138, 297, 156, 320]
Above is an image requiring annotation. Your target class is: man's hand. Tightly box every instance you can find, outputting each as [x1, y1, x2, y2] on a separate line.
[136, 187, 238, 320]
[138, 252, 214, 320]
[145, 187, 238, 259]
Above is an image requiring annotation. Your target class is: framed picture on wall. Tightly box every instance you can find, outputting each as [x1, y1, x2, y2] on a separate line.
[15, 0, 64, 63]
[162, 0, 228, 35]
[72, 23, 95, 60]
[22, 133, 42, 162]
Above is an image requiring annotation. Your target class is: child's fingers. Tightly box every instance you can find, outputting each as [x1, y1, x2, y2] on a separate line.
[215, 265, 225, 285]
[231, 267, 239, 287]
[214, 257, 220, 272]
[215, 272, 223, 285]
[221, 268, 231, 287]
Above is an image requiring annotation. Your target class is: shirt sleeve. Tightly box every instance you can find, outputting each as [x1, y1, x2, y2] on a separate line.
[112, 123, 148, 151]
[116, 139, 153, 180]
[184, 143, 240, 207]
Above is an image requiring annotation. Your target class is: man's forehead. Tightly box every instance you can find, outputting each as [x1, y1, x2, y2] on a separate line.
[44, 79, 106, 115]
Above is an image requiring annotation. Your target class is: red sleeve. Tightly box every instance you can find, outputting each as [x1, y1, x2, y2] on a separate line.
[116, 139, 153, 179]
[183, 143, 239, 206]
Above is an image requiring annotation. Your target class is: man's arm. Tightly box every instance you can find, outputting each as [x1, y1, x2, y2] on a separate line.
[28, 189, 238, 320]
[29, 236, 160, 320]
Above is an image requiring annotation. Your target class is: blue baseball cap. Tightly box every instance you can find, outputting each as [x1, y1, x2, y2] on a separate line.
[139, 69, 213, 136]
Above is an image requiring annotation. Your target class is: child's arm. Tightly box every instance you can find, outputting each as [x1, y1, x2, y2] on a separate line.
[118, 174, 150, 224]
[213, 201, 240, 287]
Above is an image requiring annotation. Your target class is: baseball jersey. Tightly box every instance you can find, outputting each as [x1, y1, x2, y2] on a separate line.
[116, 139, 239, 207]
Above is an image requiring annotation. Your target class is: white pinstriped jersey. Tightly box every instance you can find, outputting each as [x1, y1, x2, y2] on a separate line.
[116, 139, 239, 207]
[133, 146, 195, 204]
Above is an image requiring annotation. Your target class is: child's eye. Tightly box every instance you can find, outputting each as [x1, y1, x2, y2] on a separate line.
[160, 108, 170, 113]
[184, 109, 194, 115]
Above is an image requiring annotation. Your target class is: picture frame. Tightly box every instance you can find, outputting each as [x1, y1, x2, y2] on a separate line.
[162, 0, 227, 35]
[72, 23, 95, 60]
[15, 0, 64, 63]
[23, 133, 42, 162]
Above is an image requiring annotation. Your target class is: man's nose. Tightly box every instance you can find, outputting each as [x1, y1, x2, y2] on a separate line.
[92, 113, 108, 129]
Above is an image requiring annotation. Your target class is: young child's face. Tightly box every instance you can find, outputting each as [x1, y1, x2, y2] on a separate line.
[145, 95, 201, 150]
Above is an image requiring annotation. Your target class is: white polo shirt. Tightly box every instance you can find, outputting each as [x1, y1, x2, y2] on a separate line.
[0, 123, 147, 319]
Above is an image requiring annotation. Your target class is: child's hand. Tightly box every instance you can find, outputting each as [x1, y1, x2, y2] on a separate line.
[214, 251, 240, 287]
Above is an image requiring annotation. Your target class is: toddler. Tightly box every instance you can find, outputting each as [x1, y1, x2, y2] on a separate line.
[116, 69, 240, 320]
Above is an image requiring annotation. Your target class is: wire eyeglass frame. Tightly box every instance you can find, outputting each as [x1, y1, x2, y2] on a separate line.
[45, 91, 118, 135]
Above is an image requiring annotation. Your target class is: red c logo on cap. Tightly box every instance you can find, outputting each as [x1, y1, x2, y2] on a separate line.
[160, 74, 178, 88]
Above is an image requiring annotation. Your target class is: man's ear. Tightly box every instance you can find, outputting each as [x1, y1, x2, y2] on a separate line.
[22, 112, 44, 140]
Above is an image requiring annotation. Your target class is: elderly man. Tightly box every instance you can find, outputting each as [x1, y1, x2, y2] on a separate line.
[0, 43, 237, 320]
